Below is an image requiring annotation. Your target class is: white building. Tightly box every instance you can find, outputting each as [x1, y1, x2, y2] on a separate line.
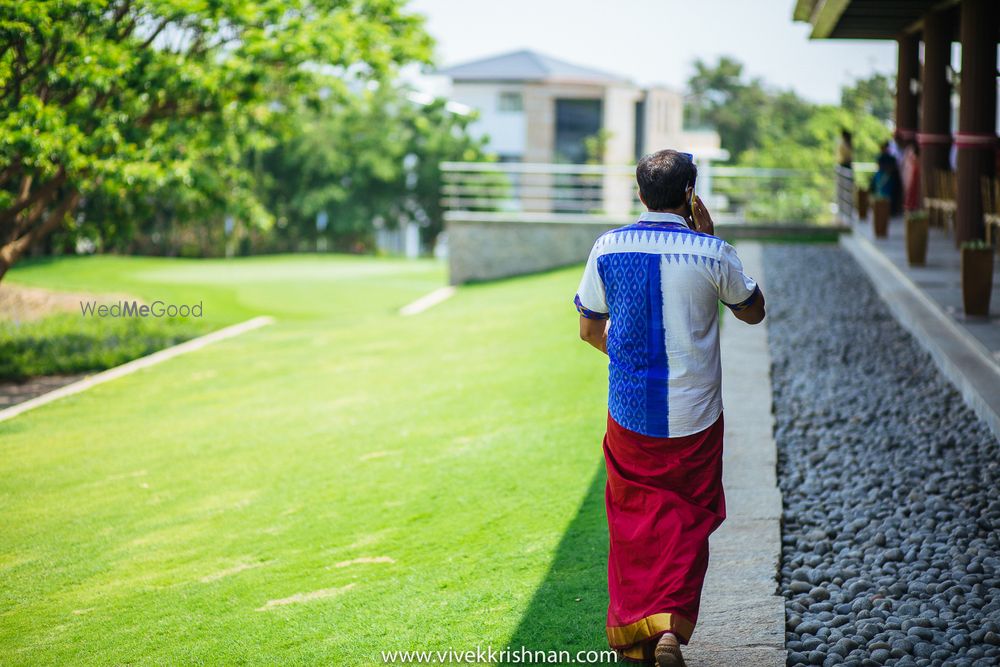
[438, 49, 723, 165]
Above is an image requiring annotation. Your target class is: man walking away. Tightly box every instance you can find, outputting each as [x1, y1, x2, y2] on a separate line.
[574, 149, 766, 666]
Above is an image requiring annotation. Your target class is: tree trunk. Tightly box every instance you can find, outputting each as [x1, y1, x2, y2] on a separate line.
[0, 189, 80, 283]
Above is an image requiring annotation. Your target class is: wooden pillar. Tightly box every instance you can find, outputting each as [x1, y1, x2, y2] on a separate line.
[895, 32, 920, 143]
[918, 9, 953, 190]
[955, 0, 999, 243]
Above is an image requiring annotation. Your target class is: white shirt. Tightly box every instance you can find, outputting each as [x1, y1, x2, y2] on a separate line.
[574, 211, 759, 437]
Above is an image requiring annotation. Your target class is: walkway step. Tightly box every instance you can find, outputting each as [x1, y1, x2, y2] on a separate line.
[684, 242, 785, 667]
[840, 230, 1000, 441]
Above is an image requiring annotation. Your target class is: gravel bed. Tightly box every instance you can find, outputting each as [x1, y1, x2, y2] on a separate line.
[763, 243, 1000, 667]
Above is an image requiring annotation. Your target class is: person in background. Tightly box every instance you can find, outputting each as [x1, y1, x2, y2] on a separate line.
[887, 131, 904, 165]
[902, 141, 922, 213]
[837, 129, 854, 169]
[869, 141, 903, 215]
[870, 151, 903, 216]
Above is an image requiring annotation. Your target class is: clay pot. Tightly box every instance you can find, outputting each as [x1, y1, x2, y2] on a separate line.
[961, 246, 994, 317]
[905, 212, 929, 266]
[855, 188, 869, 220]
[872, 198, 890, 238]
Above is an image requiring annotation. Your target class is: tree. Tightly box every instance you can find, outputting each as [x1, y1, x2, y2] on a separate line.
[841, 72, 895, 125]
[259, 82, 486, 253]
[0, 0, 432, 280]
[686, 56, 770, 161]
[684, 56, 895, 222]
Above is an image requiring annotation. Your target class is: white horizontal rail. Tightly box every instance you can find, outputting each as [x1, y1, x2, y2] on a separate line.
[439, 161, 840, 224]
[440, 161, 636, 175]
[440, 161, 814, 179]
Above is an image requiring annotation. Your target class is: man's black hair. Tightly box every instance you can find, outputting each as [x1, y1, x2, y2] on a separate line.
[635, 149, 697, 211]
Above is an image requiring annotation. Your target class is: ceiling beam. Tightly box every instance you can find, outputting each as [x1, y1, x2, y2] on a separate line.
[810, 0, 852, 38]
[792, 0, 817, 23]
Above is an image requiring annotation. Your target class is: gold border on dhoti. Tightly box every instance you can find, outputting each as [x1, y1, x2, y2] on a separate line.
[607, 612, 695, 653]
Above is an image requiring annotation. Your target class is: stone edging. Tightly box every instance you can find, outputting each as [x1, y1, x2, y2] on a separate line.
[0, 315, 274, 423]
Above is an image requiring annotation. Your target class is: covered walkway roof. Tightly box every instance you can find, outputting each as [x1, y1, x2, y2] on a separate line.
[794, 0, 999, 245]
[793, 0, 954, 39]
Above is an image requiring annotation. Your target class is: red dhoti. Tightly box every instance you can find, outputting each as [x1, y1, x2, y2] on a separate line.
[603, 411, 726, 660]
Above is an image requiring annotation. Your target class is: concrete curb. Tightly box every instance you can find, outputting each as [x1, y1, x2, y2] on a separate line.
[399, 286, 456, 316]
[0, 315, 274, 423]
[840, 233, 1000, 442]
[684, 242, 786, 667]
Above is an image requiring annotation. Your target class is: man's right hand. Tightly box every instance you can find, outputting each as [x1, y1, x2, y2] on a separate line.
[692, 195, 715, 236]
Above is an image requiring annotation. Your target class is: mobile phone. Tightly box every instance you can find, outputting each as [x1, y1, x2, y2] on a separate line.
[680, 152, 696, 228]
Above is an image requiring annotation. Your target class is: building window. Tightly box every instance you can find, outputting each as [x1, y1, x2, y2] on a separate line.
[498, 92, 523, 112]
[554, 98, 602, 164]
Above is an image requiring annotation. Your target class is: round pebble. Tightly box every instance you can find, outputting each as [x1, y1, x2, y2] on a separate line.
[765, 245, 1000, 667]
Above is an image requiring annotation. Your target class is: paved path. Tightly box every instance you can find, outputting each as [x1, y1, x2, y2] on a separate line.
[848, 217, 999, 359]
[684, 242, 786, 667]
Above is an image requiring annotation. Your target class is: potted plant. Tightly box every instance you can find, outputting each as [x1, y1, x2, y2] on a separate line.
[905, 210, 930, 266]
[961, 239, 994, 317]
[872, 196, 890, 238]
[855, 187, 869, 220]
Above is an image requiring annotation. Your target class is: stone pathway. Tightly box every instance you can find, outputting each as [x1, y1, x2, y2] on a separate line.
[684, 242, 786, 667]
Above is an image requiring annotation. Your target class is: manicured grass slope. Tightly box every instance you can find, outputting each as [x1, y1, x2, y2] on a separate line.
[0, 255, 611, 665]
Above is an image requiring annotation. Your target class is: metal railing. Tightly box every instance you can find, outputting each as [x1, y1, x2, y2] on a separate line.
[834, 162, 878, 223]
[441, 161, 852, 225]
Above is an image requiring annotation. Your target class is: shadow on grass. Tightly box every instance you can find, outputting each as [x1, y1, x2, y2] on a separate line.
[504, 463, 611, 660]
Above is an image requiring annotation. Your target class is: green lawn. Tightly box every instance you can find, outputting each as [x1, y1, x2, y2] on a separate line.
[0, 254, 612, 665]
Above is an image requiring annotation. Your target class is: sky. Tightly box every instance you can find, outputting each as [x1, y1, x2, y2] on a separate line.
[405, 0, 899, 105]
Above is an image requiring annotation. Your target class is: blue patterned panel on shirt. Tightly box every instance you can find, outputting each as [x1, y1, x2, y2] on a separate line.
[597, 252, 669, 437]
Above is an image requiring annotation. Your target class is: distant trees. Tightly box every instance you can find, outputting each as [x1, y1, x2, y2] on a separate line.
[0, 0, 474, 280]
[841, 72, 895, 125]
[685, 56, 896, 221]
[259, 84, 486, 254]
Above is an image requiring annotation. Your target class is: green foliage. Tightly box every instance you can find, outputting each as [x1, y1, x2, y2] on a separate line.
[961, 239, 990, 251]
[841, 72, 896, 125]
[686, 56, 771, 161]
[0, 0, 433, 276]
[0, 312, 207, 380]
[687, 57, 895, 222]
[583, 129, 612, 165]
[259, 83, 487, 253]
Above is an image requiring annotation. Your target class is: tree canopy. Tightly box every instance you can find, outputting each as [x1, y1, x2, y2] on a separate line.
[686, 56, 896, 222]
[0, 0, 433, 279]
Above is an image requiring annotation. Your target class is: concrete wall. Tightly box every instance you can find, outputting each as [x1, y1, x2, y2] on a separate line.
[446, 218, 851, 285]
[602, 85, 642, 216]
[446, 219, 619, 284]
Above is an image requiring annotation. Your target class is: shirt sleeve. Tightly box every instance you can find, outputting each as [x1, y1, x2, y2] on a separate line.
[718, 242, 760, 310]
[574, 244, 609, 320]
